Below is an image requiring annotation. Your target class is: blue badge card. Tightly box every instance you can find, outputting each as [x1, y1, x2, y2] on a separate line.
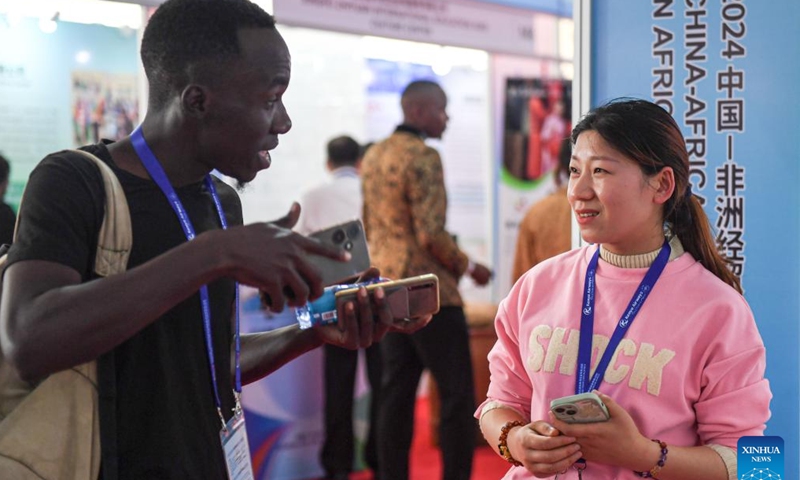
[738, 436, 784, 479]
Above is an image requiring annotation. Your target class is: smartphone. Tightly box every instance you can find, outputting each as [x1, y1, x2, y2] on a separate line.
[308, 219, 371, 286]
[334, 273, 440, 319]
[549, 392, 610, 424]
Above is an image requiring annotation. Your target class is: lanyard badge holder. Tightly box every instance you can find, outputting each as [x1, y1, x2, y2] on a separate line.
[555, 241, 671, 480]
[132, 128, 254, 480]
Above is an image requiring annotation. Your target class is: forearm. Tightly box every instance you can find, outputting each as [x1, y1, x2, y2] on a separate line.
[626, 442, 728, 480]
[237, 325, 323, 385]
[480, 405, 528, 457]
[419, 230, 469, 275]
[2, 231, 228, 380]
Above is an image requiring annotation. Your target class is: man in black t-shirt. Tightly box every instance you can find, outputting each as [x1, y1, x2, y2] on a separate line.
[0, 1, 430, 478]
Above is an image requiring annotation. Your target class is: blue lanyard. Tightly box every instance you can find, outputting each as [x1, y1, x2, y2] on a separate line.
[575, 240, 671, 394]
[131, 127, 242, 422]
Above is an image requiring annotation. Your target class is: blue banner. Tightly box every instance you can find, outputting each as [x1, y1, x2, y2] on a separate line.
[591, 1, 799, 473]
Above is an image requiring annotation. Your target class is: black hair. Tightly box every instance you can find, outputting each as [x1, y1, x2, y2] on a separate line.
[572, 98, 741, 293]
[0, 153, 8, 184]
[327, 136, 361, 168]
[401, 79, 442, 101]
[141, 0, 276, 110]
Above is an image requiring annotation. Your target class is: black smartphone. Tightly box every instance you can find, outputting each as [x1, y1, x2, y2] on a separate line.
[333, 273, 440, 319]
[308, 219, 371, 286]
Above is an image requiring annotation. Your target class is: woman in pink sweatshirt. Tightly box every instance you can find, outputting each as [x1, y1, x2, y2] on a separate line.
[477, 99, 771, 480]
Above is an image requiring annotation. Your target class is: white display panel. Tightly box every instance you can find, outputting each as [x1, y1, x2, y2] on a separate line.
[273, 0, 539, 57]
[234, 26, 494, 303]
[235, 26, 367, 225]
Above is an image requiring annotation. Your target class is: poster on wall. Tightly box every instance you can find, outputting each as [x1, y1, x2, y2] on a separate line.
[590, 0, 799, 473]
[502, 78, 570, 182]
[0, 18, 138, 210]
[71, 71, 138, 147]
[495, 77, 571, 296]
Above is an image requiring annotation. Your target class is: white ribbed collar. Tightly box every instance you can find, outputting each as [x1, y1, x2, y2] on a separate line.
[599, 236, 684, 269]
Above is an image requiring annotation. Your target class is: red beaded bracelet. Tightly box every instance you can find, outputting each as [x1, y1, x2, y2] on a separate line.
[634, 439, 668, 478]
[497, 420, 524, 467]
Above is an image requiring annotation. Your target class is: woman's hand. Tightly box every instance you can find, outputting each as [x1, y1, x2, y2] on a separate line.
[508, 420, 583, 478]
[549, 391, 656, 471]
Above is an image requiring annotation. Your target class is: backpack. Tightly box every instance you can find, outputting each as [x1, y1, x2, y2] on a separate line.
[0, 149, 132, 480]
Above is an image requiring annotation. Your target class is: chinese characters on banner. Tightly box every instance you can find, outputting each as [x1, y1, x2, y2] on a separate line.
[651, 0, 747, 283]
[714, 3, 747, 278]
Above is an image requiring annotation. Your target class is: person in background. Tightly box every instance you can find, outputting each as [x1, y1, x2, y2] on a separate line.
[0, 154, 15, 246]
[296, 136, 382, 480]
[478, 98, 770, 479]
[0, 1, 430, 478]
[538, 100, 569, 175]
[296, 135, 362, 236]
[511, 138, 572, 283]
[361, 79, 492, 480]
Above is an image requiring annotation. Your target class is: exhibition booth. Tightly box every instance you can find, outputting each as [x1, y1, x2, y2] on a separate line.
[0, 1, 574, 478]
[3, 0, 796, 477]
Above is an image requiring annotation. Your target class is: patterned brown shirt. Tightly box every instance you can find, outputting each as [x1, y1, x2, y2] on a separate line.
[361, 129, 469, 307]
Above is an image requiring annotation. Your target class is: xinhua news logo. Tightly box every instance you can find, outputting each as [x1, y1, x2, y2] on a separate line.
[738, 436, 784, 480]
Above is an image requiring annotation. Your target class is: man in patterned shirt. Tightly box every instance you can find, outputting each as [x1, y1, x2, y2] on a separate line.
[361, 80, 491, 480]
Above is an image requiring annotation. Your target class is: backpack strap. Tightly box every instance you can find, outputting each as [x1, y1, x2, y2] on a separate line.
[68, 149, 132, 277]
[1, 149, 132, 278]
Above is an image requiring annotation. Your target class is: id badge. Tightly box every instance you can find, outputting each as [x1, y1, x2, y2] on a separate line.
[220, 411, 255, 480]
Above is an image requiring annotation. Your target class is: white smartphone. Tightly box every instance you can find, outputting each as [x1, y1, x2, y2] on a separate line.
[308, 219, 371, 286]
[549, 392, 610, 424]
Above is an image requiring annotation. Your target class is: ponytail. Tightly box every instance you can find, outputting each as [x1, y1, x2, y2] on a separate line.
[668, 194, 742, 294]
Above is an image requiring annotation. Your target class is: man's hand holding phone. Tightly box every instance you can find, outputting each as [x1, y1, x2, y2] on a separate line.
[253, 208, 432, 347]
[230, 203, 350, 312]
[314, 268, 432, 349]
[333, 273, 440, 320]
[307, 219, 371, 286]
[259, 214, 369, 311]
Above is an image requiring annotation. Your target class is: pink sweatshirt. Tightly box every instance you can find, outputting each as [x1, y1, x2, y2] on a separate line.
[478, 247, 772, 479]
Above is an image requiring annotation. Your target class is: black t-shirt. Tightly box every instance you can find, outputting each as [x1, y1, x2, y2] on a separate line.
[7, 143, 242, 479]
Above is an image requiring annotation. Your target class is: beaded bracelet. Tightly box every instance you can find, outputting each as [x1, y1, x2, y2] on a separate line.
[497, 420, 524, 467]
[634, 439, 668, 478]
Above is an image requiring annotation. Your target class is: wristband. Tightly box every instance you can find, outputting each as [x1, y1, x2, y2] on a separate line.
[634, 439, 668, 478]
[497, 420, 524, 467]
